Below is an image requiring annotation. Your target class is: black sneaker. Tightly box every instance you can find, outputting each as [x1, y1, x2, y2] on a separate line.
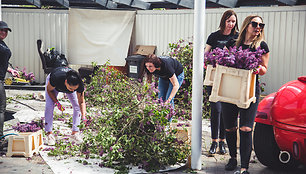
[208, 141, 218, 154]
[234, 170, 250, 174]
[219, 141, 227, 155]
[225, 158, 237, 171]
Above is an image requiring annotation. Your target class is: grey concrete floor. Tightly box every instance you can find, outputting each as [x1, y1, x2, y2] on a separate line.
[0, 89, 305, 174]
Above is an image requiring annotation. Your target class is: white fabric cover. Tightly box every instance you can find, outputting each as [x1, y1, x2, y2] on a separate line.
[68, 9, 135, 66]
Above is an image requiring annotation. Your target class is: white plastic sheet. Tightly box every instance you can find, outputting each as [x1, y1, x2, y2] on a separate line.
[68, 9, 135, 66]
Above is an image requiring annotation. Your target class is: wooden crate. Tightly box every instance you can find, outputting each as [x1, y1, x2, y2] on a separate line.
[170, 123, 191, 145]
[209, 65, 256, 109]
[204, 65, 216, 86]
[6, 130, 43, 157]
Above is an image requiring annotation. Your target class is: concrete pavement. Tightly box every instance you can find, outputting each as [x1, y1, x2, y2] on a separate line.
[0, 89, 305, 174]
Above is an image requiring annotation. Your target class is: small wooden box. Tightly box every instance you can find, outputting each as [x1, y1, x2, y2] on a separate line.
[6, 130, 43, 157]
[170, 123, 191, 145]
[204, 65, 216, 86]
[209, 65, 256, 109]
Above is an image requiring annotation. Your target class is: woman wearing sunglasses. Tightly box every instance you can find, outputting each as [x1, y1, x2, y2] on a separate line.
[221, 15, 269, 174]
[204, 10, 239, 156]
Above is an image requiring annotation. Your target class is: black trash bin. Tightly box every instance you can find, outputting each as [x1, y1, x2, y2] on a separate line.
[125, 55, 146, 79]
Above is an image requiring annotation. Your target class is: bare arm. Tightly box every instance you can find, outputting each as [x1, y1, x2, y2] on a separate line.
[77, 91, 86, 118]
[46, 82, 58, 103]
[204, 44, 212, 53]
[165, 74, 180, 104]
[259, 52, 269, 76]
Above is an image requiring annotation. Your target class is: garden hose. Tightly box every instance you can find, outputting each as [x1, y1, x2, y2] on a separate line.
[0, 133, 18, 140]
[10, 98, 37, 111]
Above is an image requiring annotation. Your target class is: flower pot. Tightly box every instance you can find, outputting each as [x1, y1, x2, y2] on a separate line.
[209, 65, 256, 109]
[203, 65, 216, 86]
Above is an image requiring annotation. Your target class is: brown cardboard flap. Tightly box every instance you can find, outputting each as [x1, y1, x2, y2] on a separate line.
[133, 45, 156, 56]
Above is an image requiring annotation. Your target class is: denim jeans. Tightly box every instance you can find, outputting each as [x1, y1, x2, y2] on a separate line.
[44, 75, 81, 132]
[0, 81, 5, 137]
[158, 71, 184, 108]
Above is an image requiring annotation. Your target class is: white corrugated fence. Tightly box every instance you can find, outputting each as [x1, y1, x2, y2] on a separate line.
[2, 6, 306, 95]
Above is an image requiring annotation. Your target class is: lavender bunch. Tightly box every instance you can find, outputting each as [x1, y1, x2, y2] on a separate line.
[205, 46, 265, 70]
[204, 47, 225, 67]
[12, 121, 42, 132]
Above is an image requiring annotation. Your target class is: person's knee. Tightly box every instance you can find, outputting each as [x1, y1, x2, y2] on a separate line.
[225, 127, 237, 132]
[240, 126, 252, 132]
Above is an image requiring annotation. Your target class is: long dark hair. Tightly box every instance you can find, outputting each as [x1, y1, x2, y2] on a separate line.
[219, 10, 239, 35]
[144, 54, 162, 68]
[66, 69, 82, 86]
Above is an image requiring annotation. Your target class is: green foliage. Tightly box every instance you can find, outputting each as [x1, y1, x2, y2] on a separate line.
[168, 38, 211, 119]
[47, 63, 190, 172]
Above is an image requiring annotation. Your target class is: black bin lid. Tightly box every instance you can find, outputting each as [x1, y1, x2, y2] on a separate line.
[125, 55, 146, 61]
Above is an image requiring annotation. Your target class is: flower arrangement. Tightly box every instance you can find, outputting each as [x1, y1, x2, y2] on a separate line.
[204, 46, 265, 70]
[14, 67, 35, 82]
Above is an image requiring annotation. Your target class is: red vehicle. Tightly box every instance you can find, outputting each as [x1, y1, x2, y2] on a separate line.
[254, 76, 306, 168]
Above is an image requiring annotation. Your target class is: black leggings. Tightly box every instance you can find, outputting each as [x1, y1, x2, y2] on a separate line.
[206, 86, 225, 140]
[0, 81, 6, 137]
[221, 91, 260, 169]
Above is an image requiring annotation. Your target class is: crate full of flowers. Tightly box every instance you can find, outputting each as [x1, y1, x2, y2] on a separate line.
[205, 46, 265, 108]
[7, 121, 43, 157]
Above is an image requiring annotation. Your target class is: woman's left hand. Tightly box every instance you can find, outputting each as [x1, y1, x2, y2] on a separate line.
[8, 69, 20, 77]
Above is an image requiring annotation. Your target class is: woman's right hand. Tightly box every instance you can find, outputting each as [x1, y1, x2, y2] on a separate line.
[55, 101, 65, 111]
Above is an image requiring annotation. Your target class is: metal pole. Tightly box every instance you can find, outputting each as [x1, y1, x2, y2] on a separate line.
[0, 0, 2, 20]
[191, 0, 205, 170]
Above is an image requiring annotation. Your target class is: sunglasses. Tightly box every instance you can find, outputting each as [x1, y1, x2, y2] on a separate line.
[250, 21, 265, 29]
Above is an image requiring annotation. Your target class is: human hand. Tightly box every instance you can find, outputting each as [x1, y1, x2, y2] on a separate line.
[55, 101, 65, 111]
[9, 69, 20, 77]
[253, 65, 262, 74]
[82, 115, 87, 123]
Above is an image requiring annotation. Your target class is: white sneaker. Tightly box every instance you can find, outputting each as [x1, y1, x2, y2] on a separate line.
[69, 132, 83, 144]
[46, 134, 56, 146]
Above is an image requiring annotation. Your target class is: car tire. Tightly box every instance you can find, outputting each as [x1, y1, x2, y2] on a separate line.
[253, 123, 299, 169]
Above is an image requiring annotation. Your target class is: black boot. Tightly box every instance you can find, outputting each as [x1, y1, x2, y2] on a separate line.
[219, 141, 227, 155]
[225, 158, 237, 171]
[208, 141, 218, 154]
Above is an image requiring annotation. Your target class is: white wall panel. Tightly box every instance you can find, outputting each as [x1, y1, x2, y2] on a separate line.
[2, 8, 68, 83]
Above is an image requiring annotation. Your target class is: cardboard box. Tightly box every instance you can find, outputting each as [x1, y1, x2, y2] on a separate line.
[133, 45, 156, 56]
[209, 65, 256, 109]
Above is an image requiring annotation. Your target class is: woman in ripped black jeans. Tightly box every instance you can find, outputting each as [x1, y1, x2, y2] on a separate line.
[222, 15, 270, 174]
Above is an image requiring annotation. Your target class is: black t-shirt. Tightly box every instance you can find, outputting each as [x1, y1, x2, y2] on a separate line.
[0, 40, 12, 81]
[240, 41, 269, 53]
[240, 41, 269, 95]
[153, 56, 183, 79]
[49, 67, 84, 93]
[206, 30, 238, 50]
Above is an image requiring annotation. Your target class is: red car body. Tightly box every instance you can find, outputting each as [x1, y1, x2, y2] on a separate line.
[254, 76, 306, 168]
